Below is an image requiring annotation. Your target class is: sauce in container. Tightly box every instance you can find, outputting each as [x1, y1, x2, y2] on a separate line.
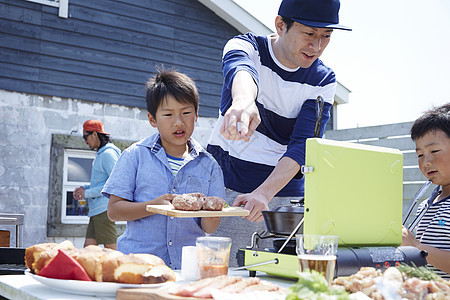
[196, 237, 232, 279]
[198, 264, 228, 278]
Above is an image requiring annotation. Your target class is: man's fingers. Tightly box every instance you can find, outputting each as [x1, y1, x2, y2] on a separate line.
[239, 113, 250, 138]
[246, 116, 261, 140]
[220, 114, 245, 140]
[232, 196, 247, 207]
[255, 214, 264, 223]
[243, 201, 260, 222]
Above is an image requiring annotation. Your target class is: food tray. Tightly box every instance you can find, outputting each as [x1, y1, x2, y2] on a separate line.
[146, 205, 249, 218]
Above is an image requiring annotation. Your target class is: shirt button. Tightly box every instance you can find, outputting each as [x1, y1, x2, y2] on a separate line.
[173, 188, 176, 193]
[169, 241, 172, 246]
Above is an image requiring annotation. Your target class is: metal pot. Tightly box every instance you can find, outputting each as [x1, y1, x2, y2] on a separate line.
[262, 199, 304, 236]
[272, 238, 297, 255]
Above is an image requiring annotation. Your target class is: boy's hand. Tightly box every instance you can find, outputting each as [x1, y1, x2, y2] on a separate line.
[401, 226, 419, 247]
[151, 193, 176, 205]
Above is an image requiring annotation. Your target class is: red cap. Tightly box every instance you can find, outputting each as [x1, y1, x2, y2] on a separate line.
[83, 119, 109, 135]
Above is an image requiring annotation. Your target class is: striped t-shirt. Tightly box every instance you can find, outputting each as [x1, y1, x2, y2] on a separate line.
[166, 154, 185, 176]
[415, 196, 450, 279]
[207, 32, 335, 197]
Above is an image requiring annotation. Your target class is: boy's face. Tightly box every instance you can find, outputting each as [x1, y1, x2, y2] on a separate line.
[148, 95, 198, 156]
[415, 129, 450, 187]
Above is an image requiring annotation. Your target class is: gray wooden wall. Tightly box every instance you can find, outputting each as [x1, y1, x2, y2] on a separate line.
[325, 121, 434, 217]
[0, 0, 240, 117]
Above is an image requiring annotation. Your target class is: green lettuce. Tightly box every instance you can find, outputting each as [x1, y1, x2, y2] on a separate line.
[286, 270, 350, 300]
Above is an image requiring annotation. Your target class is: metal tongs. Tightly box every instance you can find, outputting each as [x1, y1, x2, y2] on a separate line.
[299, 95, 325, 176]
[277, 96, 324, 253]
[403, 180, 441, 231]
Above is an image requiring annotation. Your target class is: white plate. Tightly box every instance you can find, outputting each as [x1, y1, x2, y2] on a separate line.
[25, 270, 173, 296]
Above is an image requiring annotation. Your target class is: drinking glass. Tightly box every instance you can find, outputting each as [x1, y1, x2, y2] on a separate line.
[296, 234, 339, 284]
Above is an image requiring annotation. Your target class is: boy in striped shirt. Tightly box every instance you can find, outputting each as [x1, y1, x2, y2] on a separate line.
[402, 103, 450, 279]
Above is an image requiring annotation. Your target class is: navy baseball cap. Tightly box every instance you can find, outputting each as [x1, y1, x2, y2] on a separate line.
[278, 0, 352, 31]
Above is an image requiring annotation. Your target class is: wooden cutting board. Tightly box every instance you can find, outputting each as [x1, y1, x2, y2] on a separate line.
[116, 286, 199, 300]
[146, 205, 249, 218]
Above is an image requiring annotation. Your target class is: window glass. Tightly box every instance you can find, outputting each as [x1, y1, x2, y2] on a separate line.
[67, 157, 93, 182]
[65, 190, 89, 216]
[62, 149, 95, 223]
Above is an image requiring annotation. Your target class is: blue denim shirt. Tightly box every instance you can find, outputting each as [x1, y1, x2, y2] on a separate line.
[102, 134, 226, 269]
[83, 143, 121, 217]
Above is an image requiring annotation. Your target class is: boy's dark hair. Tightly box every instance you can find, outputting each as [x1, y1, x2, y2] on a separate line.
[145, 68, 199, 118]
[411, 103, 450, 141]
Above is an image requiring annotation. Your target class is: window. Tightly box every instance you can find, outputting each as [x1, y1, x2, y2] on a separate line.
[61, 149, 95, 224]
[48, 134, 131, 238]
[25, 0, 68, 18]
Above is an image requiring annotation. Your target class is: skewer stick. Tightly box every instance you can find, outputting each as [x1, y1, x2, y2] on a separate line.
[402, 180, 432, 225]
[277, 218, 304, 254]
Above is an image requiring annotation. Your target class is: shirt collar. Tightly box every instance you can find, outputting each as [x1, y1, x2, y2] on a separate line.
[141, 133, 204, 158]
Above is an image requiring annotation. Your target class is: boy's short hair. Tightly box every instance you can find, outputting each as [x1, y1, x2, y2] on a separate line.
[411, 103, 450, 140]
[145, 68, 199, 118]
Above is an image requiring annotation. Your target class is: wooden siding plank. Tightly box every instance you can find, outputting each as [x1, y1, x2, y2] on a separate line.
[0, 0, 237, 117]
[403, 183, 437, 201]
[403, 152, 418, 166]
[0, 46, 40, 68]
[0, 19, 42, 42]
[349, 137, 416, 151]
[0, 77, 39, 94]
[0, 1, 42, 25]
[0, 61, 39, 82]
[0, 32, 40, 52]
[46, 2, 233, 52]
[14, 79, 219, 117]
[37, 27, 224, 82]
[40, 44, 223, 93]
[41, 10, 175, 54]
[325, 122, 414, 140]
[403, 168, 427, 181]
[38, 68, 145, 97]
[107, 0, 238, 39]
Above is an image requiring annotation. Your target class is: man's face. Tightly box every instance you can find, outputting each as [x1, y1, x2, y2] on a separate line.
[83, 130, 100, 150]
[415, 129, 450, 188]
[276, 20, 333, 69]
[148, 95, 198, 156]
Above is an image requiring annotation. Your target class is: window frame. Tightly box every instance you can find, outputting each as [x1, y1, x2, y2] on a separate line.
[61, 149, 95, 224]
[25, 0, 69, 18]
[48, 134, 131, 238]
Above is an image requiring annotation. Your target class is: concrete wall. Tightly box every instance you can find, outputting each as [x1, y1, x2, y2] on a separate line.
[0, 89, 217, 248]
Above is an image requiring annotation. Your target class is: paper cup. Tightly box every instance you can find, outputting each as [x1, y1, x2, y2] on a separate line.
[181, 246, 198, 280]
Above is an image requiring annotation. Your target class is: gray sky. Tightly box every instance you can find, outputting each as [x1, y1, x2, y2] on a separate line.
[233, 0, 450, 129]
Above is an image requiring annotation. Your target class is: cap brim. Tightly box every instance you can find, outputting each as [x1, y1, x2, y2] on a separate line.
[293, 18, 352, 31]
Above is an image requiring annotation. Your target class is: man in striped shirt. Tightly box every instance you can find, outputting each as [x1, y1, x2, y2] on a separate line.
[402, 103, 450, 279]
[207, 0, 351, 265]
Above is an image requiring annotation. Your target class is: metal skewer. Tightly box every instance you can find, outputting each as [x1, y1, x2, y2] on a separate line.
[233, 259, 279, 271]
[277, 218, 304, 254]
[402, 180, 432, 225]
[407, 185, 441, 232]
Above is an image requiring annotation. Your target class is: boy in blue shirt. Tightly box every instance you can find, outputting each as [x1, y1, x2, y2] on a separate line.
[402, 103, 450, 278]
[102, 69, 226, 269]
